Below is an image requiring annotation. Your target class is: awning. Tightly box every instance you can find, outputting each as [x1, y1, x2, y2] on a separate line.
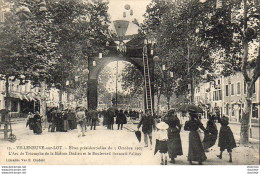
[23, 95, 30, 101]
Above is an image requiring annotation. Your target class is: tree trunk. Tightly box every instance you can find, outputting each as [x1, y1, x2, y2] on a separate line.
[240, 0, 250, 145]
[240, 83, 253, 144]
[40, 81, 47, 129]
[5, 76, 10, 112]
[190, 73, 195, 104]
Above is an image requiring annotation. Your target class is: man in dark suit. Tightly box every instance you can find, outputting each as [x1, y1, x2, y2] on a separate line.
[89, 109, 98, 130]
[137, 111, 155, 149]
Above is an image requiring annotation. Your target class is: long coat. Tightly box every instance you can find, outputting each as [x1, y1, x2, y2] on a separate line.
[166, 117, 183, 159]
[116, 112, 127, 124]
[218, 125, 236, 151]
[184, 119, 207, 162]
[31, 114, 42, 134]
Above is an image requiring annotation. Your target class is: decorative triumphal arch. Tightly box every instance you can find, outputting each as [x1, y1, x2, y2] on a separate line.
[87, 35, 155, 111]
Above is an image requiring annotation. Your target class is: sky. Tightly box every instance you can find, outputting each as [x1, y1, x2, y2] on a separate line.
[107, 0, 151, 35]
[107, 0, 151, 22]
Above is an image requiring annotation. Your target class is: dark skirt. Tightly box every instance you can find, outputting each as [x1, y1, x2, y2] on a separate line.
[32, 122, 42, 134]
[168, 133, 183, 158]
[188, 131, 207, 162]
[218, 126, 236, 151]
[158, 141, 168, 153]
[203, 132, 218, 150]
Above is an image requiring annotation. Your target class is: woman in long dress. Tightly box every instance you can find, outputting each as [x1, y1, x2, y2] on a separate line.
[166, 110, 183, 164]
[31, 111, 42, 134]
[202, 114, 218, 152]
[184, 110, 207, 165]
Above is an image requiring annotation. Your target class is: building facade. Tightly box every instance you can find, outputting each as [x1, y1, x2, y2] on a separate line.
[195, 72, 260, 124]
[0, 78, 78, 117]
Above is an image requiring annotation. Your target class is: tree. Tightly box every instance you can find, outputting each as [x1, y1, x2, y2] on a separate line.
[143, 0, 214, 104]
[0, 2, 58, 113]
[200, 0, 259, 144]
[44, 0, 111, 108]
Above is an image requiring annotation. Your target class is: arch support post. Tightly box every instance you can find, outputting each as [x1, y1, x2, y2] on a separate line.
[87, 79, 98, 110]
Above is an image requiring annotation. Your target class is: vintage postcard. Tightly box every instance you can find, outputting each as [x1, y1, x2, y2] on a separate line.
[0, 0, 259, 167]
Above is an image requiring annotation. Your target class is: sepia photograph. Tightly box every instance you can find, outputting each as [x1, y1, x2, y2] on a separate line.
[0, 0, 259, 169]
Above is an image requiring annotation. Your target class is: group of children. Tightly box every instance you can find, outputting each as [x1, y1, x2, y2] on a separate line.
[155, 113, 236, 165]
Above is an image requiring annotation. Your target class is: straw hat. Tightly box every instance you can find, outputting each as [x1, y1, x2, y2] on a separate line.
[156, 121, 169, 130]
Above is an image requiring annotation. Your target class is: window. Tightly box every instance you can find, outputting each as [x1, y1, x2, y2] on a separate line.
[218, 80, 220, 85]
[231, 104, 235, 116]
[11, 101, 18, 112]
[226, 85, 229, 96]
[237, 82, 241, 95]
[219, 90, 222, 100]
[252, 104, 258, 118]
[226, 104, 229, 115]
[231, 84, 234, 95]
[216, 91, 219, 100]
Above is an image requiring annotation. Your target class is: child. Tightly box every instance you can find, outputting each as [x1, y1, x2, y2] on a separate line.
[156, 120, 169, 165]
[217, 116, 236, 162]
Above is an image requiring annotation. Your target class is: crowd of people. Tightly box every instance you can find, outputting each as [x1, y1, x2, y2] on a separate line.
[137, 109, 236, 165]
[25, 107, 140, 136]
[25, 106, 236, 165]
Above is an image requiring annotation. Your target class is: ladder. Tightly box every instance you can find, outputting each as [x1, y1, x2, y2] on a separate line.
[143, 45, 153, 116]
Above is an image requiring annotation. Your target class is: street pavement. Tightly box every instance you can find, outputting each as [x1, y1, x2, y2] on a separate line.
[0, 119, 259, 165]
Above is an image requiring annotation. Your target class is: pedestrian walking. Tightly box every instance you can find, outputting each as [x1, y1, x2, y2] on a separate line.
[184, 109, 207, 165]
[89, 109, 98, 130]
[62, 110, 69, 132]
[116, 110, 127, 130]
[67, 109, 76, 130]
[137, 111, 155, 149]
[31, 111, 42, 135]
[26, 112, 34, 130]
[107, 108, 114, 130]
[202, 114, 218, 152]
[50, 109, 57, 132]
[156, 119, 169, 165]
[217, 116, 236, 163]
[76, 108, 87, 137]
[56, 109, 63, 132]
[165, 110, 183, 164]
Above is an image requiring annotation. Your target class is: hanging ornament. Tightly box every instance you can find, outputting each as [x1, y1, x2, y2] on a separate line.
[124, 4, 130, 10]
[130, 9, 133, 16]
[75, 76, 79, 82]
[170, 72, 174, 78]
[39, 0, 47, 12]
[99, 53, 102, 59]
[162, 65, 166, 71]
[93, 61, 96, 67]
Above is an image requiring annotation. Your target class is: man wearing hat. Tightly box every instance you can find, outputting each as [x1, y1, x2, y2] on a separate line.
[137, 111, 155, 149]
